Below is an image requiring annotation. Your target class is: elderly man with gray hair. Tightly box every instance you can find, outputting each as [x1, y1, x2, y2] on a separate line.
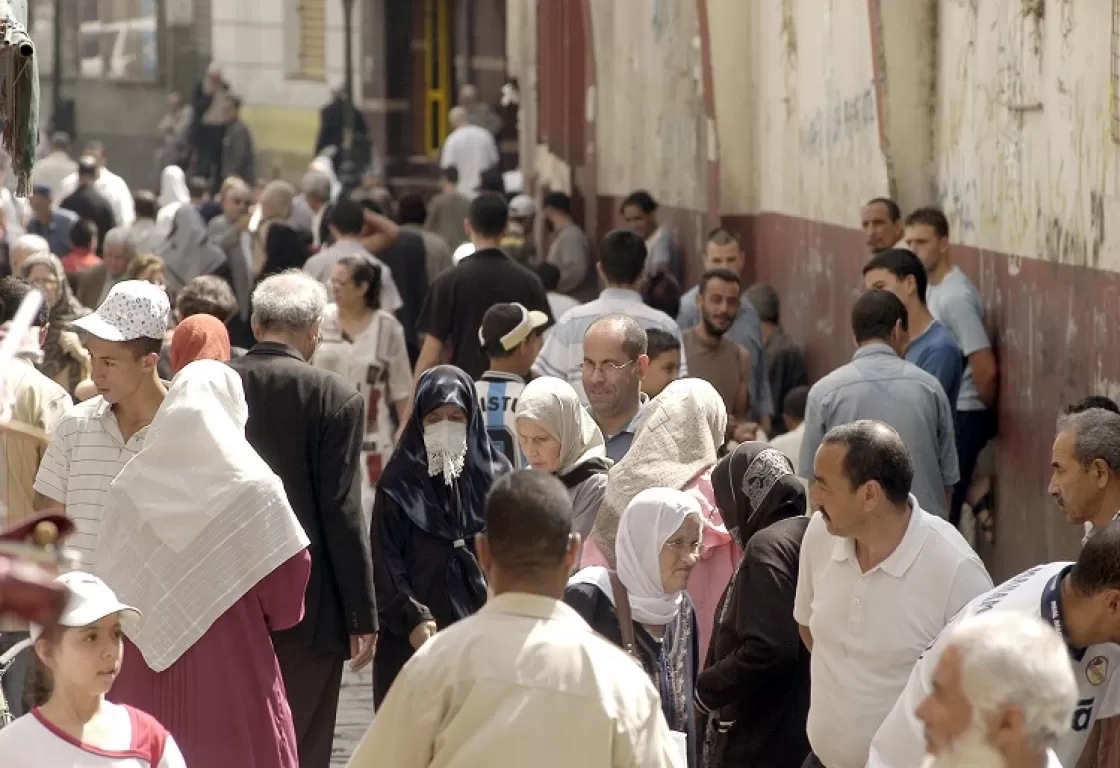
[73, 227, 137, 309]
[227, 270, 376, 768]
[1049, 407, 1120, 544]
[915, 612, 1078, 768]
[291, 169, 333, 247]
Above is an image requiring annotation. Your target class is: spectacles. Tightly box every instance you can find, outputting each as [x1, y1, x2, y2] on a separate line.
[664, 539, 704, 558]
[578, 359, 636, 376]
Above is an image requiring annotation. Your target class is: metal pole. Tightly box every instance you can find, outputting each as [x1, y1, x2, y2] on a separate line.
[339, 0, 356, 193]
[51, 0, 63, 129]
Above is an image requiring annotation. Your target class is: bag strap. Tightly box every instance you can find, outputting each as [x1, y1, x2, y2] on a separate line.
[608, 570, 639, 656]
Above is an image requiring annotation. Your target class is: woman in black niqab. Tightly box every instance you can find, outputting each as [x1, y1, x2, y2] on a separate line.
[372, 365, 510, 704]
[697, 442, 811, 768]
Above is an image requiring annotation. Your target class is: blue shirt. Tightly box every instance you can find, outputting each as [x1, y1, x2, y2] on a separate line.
[27, 208, 78, 256]
[904, 320, 963, 407]
[677, 286, 773, 420]
[594, 394, 648, 464]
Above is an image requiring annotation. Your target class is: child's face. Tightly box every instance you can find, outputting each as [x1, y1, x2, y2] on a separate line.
[641, 350, 681, 398]
[39, 614, 125, 698]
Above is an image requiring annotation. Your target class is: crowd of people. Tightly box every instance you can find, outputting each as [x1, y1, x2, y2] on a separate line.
[0, 96, 1117, 768]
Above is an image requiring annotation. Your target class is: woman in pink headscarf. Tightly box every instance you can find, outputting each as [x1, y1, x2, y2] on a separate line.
[170, 314, 231, 373]
[580, 377, 739, 659]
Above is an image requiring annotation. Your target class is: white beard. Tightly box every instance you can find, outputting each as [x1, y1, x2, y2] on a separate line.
[427, 446, 466, 486]
[921, 722, 1007, 768]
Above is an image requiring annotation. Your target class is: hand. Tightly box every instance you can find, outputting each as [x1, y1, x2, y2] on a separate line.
[733, 421, 761, 443]
[235, 212, 253, 231]
[409, 620, 437, 650]
[58, 331, 88, 361]
[349, 633, 376, 672]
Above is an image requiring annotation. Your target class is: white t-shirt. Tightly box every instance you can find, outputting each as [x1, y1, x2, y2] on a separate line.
[0, 703, 186, 767]
[868, 562, 1120, 768]
[793, 504, 993, 768]
[440, 124, 499, 198]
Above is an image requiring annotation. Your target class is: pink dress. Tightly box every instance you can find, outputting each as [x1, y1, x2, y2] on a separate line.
[110, 551, 311, 768]
[580, 470, 739, 659]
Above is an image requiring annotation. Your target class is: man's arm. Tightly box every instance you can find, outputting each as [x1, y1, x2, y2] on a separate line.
[32, 420, 73, 511]
[797, 390, 825, 481]
[792, 514, 819, 650]
[361, 207, 401, 254]
[968, 348, 998, 408]
[941, 295, 997, 408]
[318, 393, 377, 636]
[934, 385, 961, 491]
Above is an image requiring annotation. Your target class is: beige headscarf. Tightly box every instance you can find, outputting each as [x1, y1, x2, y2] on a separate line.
[591, 377, 727, 565]
[514, 376, 610, 476]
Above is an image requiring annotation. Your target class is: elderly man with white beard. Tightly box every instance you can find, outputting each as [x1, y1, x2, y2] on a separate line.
[914, 612, 1077, 768]
[868, 523, 1120, 768]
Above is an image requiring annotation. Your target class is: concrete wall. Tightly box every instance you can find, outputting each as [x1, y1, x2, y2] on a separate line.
[211, 0, 362, 181]
[512, 0, 1120, 578]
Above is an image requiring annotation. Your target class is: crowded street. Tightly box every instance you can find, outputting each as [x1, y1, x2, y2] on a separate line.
[1, 1, 1120, 768]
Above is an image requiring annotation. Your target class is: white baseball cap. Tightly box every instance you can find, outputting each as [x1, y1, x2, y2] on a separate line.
[509, 194, 537, 219]
[30, 572, 140, 640]
[72, 280, 170, 342]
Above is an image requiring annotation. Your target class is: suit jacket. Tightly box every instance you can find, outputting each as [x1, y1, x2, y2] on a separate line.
[228, 342, 376, 656]
[72, 262, 107, 310]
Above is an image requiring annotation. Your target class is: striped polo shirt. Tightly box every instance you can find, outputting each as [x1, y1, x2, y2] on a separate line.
[534, 288, 687, 402]
[34, 396, 151, 569]
[475, 371, 527, 468]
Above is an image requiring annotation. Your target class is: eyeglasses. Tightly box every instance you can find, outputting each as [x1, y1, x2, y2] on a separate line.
[578, 359, 636, 376]
[664, 539, 704, 558]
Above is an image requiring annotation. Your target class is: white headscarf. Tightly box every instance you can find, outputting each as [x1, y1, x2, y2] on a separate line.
[514, 376, 610, 475]
[94, 360, 309, 672]
[569, 487, 702, 626]
[591, 377, 727, 565]
[309, 153, 341, 202]
[158, 165, 190, 208]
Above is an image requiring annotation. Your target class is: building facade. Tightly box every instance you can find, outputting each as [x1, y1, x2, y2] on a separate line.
[511, 0, 1120, 578]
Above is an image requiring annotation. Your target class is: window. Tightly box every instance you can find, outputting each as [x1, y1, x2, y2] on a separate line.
[31, 0, 159, 81]
[293, 0, 327, 80]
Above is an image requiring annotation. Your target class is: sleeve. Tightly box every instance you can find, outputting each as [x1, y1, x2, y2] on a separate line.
[921, 345, 964, 405]
[867, 624, 954, 768]
[319, 392, 378, 634]
[611, 693, 683, 768]
[377, 261, 405, 314]
[534, 319, 573, 380]
[157, 733, 188, 768]
[256, 549, 313, 632]
[416, 277, 454, 342]
[939, 293, 991, 356]
[694, 544, 801, 713]
[372, 493, 434, 636]
[33, 417, 74, 504]
[944, 556, 992, 622]
[346, 649, 442, 768]
[934, 385, 961, 487]
[797, 388, 825, 481]
[792, 515, 822, 626]
[646, 237, 671, 272]
[385, 320, 414, 401]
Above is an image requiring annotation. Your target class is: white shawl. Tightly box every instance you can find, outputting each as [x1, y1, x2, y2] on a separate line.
[94, 360, 309, 672]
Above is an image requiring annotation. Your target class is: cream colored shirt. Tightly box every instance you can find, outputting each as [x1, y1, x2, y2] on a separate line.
[347, 592, 681, 768]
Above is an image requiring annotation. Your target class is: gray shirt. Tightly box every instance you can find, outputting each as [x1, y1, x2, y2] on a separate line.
[799, 343, 959, 518]
[547, 223, 593, 298]
[926, 266, 991, 412]
[425, 190, 471, 250]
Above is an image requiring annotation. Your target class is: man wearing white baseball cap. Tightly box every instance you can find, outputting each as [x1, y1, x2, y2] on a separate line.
[0, 572, 187, 767]
[33, 281, 170, 568]
[475, 302, 549, 467]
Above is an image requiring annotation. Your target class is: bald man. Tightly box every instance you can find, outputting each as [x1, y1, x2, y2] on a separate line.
[440, 105, 498, 198]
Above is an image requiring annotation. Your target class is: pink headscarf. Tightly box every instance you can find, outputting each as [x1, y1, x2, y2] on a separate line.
[170, 315, 231, 373]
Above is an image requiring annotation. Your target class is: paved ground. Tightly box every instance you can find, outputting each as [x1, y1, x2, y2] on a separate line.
[331, 667, 376, 765]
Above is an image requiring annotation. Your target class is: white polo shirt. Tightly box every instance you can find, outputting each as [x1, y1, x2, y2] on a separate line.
[868, 561, 1120, 768]
[33, 396, 150, 569]
[793, 500, 992, 768]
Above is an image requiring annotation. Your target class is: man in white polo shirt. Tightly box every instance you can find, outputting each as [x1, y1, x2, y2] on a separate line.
[33, 280, 170, 568]
[794, 420, 991, 768]
[871, 525, 1120, 768]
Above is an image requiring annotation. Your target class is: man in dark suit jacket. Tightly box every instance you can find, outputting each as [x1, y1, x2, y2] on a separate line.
[226, 270, 376, 768]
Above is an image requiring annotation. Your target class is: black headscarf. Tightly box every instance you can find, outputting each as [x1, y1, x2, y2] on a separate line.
[711, 442, 806, 549]
[378, 365, 510, 540]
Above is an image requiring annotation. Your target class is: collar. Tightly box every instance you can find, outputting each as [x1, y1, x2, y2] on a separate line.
[1040, 564, 1085, 661]
[831, 495, 928, 577]
[599, 393, 649, 440]
[469, 247, 509, 258]
[248, 341, 306, 362]
[480, 371, 525, 384]
[481, 592, 589, 627]
[853, 342, 898, 361]
[598, 287, 643, 303]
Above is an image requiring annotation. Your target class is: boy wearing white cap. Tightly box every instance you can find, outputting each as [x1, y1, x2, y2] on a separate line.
[475, 302, 548, 467]
[0, 571, 187, 767]
[33, 281, 170, 568]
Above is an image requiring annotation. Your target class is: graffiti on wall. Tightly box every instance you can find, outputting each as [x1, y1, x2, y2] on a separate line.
[937, 177, 978, 235]
[1040, 190, 1106, 267]
[799, 84, 875, 154]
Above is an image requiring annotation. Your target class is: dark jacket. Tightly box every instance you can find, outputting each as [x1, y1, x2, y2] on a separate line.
[316, 97, 369, 156]
[60, 184, 116, 249]
[374, 229, 428, 364]
[227, 342, 376, 656]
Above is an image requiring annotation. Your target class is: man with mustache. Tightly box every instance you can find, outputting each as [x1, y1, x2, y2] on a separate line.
[682, 268, 753, 444]
[868, 524, 1120, 767]
[914, 612, 1076, 768]
[1049, 406, 1120, 545]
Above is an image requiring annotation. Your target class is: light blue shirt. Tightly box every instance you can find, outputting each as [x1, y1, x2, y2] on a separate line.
[926, 267, 991, 412]
[677, 286, 773, 420]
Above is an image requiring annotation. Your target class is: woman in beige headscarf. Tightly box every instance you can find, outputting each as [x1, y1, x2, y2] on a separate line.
[579, 377, 737, 659]
[514, 376, 612, 537]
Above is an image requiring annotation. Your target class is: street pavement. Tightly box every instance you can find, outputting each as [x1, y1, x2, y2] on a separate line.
[332, 667, 375, 765]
